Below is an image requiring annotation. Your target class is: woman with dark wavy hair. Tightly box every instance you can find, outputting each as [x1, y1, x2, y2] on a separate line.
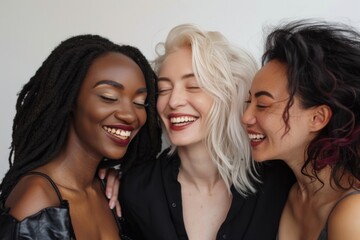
[0, 34, 161, 239]
[243, 20, 360, 240]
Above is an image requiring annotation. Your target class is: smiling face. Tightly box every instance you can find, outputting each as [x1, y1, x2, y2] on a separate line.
[242, 60, 317, 163]
[72, 52, 147, 160]
[156, 47, 214, 147]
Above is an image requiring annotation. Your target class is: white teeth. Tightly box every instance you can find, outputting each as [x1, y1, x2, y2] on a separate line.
[248, 133, 265, 141]
[103, 126, 131, 139]
[170, 116, 196, 124]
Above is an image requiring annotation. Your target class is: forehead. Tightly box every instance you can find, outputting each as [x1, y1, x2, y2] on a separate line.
[251, 60, 288, 97]
[87, 52, 143, 78]
[159, 47, 193, 78]
[80, 52, 146, 88]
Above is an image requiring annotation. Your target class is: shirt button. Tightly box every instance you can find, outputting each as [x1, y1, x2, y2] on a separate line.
[222, 234, 227, 239]
[171, 202, 177, 207]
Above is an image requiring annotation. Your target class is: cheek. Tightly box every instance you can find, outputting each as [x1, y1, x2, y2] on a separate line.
[194, 95, 213, 112]
[258, 111, 285, 132]
[156, 97, 167, 114]
[138, 110, 147, 127]
[76, 104, 101, 123]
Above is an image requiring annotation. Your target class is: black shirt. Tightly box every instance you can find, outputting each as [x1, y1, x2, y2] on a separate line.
[120, 149, 295, 240]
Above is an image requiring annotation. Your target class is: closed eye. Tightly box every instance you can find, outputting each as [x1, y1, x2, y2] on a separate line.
[134, 101, 148, 108]
[100, 95, 117, 101]
[256, 105, 269, 109]
[245, 99, 268, 109]
[157, 89, 172, 95]
[187, 86, 201, 92]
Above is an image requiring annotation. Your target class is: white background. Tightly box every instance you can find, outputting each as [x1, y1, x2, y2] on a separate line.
[1, 0, 359, 179]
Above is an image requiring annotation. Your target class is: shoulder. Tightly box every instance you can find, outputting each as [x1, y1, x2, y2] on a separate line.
[5, 173, 62, 221]
[328, 191, 360, 239]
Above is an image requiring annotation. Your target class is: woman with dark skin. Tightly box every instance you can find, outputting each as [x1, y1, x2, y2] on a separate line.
[243, 20, 360, 240]
[0, 35, 161, 239]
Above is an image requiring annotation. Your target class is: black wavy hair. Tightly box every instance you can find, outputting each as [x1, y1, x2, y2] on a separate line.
[262, 20, 360, 189]
[0, 34, 162, 199]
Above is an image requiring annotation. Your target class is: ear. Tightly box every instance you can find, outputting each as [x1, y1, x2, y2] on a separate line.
[309, 105, 332, 132]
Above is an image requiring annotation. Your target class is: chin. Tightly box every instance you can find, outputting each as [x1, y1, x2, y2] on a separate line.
[251, 153, 270, 163]
[105, 149, 128, 160]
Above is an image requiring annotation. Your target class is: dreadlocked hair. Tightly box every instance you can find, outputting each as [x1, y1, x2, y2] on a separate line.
[0, 34, 162, 199]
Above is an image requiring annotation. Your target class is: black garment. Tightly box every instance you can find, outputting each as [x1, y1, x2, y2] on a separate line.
[0, 172, 76, 239]
[0, 172, 124, 240]
[120, 149, 295, 240]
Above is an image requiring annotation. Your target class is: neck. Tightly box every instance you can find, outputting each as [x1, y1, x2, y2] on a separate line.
[292, 164, 356, 203]
[39, 130, 103, 191]
[177, 144, 222, 192]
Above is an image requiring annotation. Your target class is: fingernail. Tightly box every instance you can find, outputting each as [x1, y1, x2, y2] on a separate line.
[107, 191, 112, 199]
[110, 201, 115, 209]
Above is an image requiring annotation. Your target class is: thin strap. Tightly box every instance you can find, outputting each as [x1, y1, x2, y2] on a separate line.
[23, 171, 64, 202]
[328, 190, 360, 217]
[320, 190, 360, 239]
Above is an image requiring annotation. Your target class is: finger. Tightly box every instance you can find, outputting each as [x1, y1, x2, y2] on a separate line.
[113, 173, 120, 199]
[115, 200, 122, 217]
[98, 168, 107, 180]
[105, 169, 117, 199]
[113, 174, 122, 217]
[109, 174, 120, 206]
[108, 171, 121, 214]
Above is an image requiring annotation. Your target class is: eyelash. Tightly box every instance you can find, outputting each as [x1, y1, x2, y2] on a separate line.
[157, 89, 172, 95]
[187, 86, 200, 92]
[100, 95, 148, 108]
[256, 105, 268, 109]
[134, 102, 148, 108]
[157, 85, 200, 95]
[244, 100, 268, 109]
[101, 95, 117, 101]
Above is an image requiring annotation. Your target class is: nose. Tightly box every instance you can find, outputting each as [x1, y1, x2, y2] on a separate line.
[114, 100, 137, 124]
[168, 86, 186, 109]
[241, 104, 256, 125]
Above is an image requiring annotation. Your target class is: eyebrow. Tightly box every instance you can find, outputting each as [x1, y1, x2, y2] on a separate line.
[94, 80, 123, 89]
[182, 73, 195, 79]
[158, 73, 195, 82]
[254, 90, 274, 99]
[94, 80, 147, 93]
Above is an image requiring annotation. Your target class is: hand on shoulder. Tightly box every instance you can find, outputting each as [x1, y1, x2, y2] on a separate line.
[5, 173, 62, 221]
[328, 192, 360, 240]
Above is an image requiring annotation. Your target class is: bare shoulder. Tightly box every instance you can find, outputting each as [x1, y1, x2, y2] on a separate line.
[328, 192, 360, 240]
[5, 174, 62, 221]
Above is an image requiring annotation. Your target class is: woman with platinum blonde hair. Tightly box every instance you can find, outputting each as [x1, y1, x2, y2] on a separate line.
[118, 24, 294, 240]
[153, 24, 258, 195]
